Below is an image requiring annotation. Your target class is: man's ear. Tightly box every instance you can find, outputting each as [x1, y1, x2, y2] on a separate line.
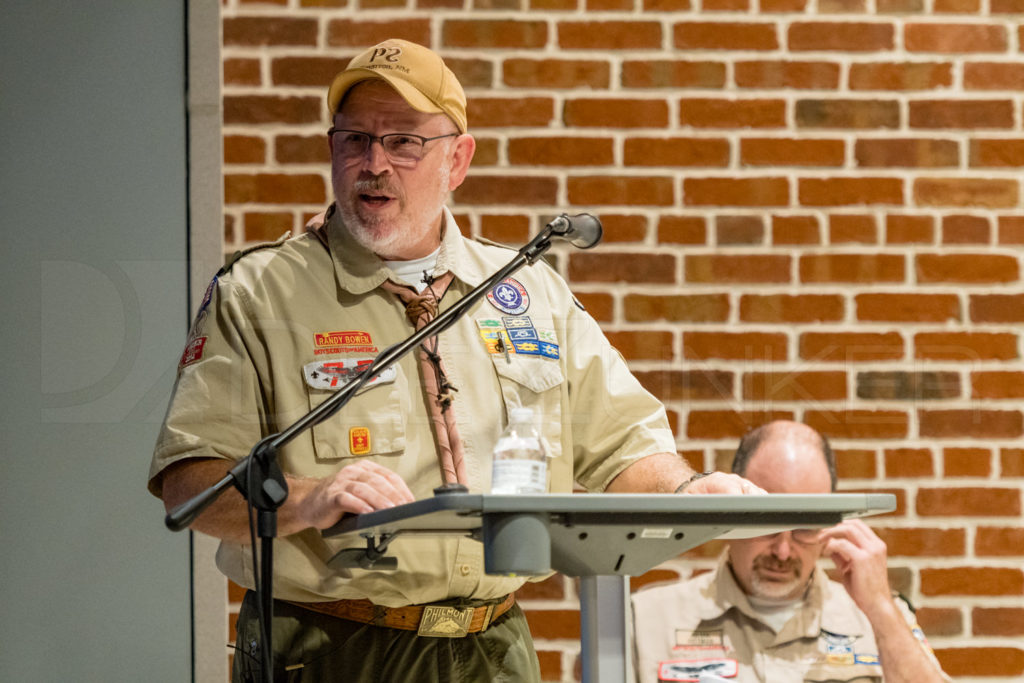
[446, 134, 476, 191]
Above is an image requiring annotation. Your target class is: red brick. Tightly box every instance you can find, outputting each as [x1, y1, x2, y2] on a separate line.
[568, 176, 675, 206]
[873, 527, 965, 556]
[910, 100, 1015, 129]
[470, 137, 500, 166]
[741, 295, 844, 323]
[876, 0, 923, 10]
[920, 409, 1024, 439]
[964, 62, 1024, 90]
[798, 177, 903, 206]
[917, 487, 1022, 516]
[884, 448, 934, 477]
[933, 0, 980, 10]
[568, 252, 676, 283]
[223, 17, 318, 46]
[905, 23, 1009, 52]
[796, 100, 899, 129]
[848, 62, 953, 90]
[921, 567, 1024, 596]
[515, 574, 565, 600]
[855, 138, 959, 167]
[596, 214, 649, 243]
[800, 254, 902, 283]
[536, 650, 562, 681]
[634, 369, 734, 402]
[970, 294, 1024, 322]
[772, 215, 820, 244]
[243, 212, 293, 243]
[788, 22, 895, 51]
[857, 371, 960, 400]
[762, 0, 807, 8]
[976, 527, 1024, 556]
[915, 608, 963, 637]
[974, 608, 1024, 636]
[224, 135, 267, 165]
[835, 449, 877, 479]
[658, 216, 707, 245]
[225, 173, 326, 204]
[1002, 449, 1024, 476]
[442, 20, 548, 48]
[680, 99, 786, 128]
[915, 332, 1018, 361]
[508, 137, 614, 166]
[800, 332, 904, 362]
[224, 96, 322, 125]
[683, 332, 787, 361]
[917, 253, 1018, 283]
[271, 56, 347, 87]
[855, 293, 960, 323]
[445, 58, 494, 88]
[685, 254, 790, 283]
[684, 177, 789, 206]
[970, 138, 1024, 167]
[630, 568, 682, 592]
[828, 214, 877, 243]
[565, 98, 670, 128]
[275, 135, 329, 165]
[993, 0, 1024, 10]
[574, 292, 613, 321]
[643, 0, 692, 9]
[622, 60, 727, 88]
[804, 410, 909, 439]
[523, 609, 580, 639]
[558, 21, 662, 49]
[502, 59, 610, 89]
[454, 175, 557, 205]
[999, 216, 1024, 244]
[687, 410, 796, 439]
[479, 215, 530, 244]
[973, 371, 1024, 399]
[742, 371, 847, 401]
[624, 138, 730, 167]
[468, 97, 555, 128]
[716, 215, 764, 244]
[935, 647, 1024, 678]
[224, 58, 261, 86]
[943, 448, 992, 477]
[605, 330, 674, 361]
[885, 214, 934, 243]
[673, 22, 779, 50]
[734, 61, 840, 89]
[741, 138, 845, 166]
[623, 294, 730, 322]
[940, 214, 990, 243]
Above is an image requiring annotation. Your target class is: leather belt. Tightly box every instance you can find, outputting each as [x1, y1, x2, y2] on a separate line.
[285, 594, 515, 638]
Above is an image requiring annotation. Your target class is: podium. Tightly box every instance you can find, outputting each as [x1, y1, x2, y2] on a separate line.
[325, 492, 896, 683]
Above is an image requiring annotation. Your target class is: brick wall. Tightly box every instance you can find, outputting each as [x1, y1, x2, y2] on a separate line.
[220, 1, 1024, 680]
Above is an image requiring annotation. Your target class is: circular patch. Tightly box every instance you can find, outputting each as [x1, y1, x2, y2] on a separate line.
[486, 278, 530, 315]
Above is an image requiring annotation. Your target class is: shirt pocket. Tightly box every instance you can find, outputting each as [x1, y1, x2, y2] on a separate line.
[303, 360, 408, 460]
[803, 662, 883, 682]
[490, 354, 565, 461]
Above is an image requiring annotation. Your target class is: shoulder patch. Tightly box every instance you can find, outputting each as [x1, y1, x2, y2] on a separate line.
[218, 231, 292, 275]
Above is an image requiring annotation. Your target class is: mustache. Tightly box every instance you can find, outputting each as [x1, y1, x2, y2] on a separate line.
[753, 555, 801, 575]
[353, 174, 403, 199]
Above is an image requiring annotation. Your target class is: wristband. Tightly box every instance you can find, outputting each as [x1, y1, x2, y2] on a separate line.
[674, 471, 712, 494]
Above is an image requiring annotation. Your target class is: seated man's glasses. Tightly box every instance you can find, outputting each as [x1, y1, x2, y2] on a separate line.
[328, 128, 459, 165]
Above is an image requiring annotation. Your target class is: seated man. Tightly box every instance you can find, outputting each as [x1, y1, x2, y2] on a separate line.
[632, 420, 949, 683]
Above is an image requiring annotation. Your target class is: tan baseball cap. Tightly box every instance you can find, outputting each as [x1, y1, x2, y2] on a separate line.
[327, 39, 467, 133]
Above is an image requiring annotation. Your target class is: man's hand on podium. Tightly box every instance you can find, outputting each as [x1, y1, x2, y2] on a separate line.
[680, 471, 766, 496]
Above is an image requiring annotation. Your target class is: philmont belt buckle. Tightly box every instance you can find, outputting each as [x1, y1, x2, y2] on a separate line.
[417, 605, 474, 638]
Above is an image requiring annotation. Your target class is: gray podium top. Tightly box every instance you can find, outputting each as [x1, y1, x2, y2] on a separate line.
[324, 492, 895, 577]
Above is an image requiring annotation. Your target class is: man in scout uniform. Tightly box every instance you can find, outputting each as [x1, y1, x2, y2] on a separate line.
[149, 39, 761, 681]
[632, 421, 950, 683]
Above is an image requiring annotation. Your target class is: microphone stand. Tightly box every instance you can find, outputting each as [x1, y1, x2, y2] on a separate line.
[164, 214, 599, 683]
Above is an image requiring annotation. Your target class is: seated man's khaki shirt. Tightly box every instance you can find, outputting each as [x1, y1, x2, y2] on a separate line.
[149, 207, 675, 605]
[632, 555, 948, 683]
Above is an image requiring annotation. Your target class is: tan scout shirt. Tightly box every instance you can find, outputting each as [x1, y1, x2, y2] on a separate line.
[150, 207, 675, 605]
[632, 555, 947, 683]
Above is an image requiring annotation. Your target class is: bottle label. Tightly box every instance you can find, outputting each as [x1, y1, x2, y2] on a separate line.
[490, 460, 547, 494]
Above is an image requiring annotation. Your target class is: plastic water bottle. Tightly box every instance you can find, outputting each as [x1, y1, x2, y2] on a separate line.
[490, 407, 547, 494]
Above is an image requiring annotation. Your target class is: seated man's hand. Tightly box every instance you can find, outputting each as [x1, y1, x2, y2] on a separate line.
[683, 472, 766, 495]
[819, 519, 894, 620]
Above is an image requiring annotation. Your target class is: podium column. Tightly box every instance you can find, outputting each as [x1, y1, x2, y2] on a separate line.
[579, 575, 633, 683]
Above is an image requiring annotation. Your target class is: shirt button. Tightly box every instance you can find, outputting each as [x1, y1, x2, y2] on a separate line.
[459, 564, 471, 576]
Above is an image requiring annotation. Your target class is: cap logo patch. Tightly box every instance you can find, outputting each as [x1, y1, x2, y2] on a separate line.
[486, 278, 529, 315]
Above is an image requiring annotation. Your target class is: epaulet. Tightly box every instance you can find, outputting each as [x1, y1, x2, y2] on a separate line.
[218, 231, 292, 276]
[473, 235, 518, 251]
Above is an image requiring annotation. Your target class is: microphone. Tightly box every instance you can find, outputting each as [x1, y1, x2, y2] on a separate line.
[545, 213, 603, 249]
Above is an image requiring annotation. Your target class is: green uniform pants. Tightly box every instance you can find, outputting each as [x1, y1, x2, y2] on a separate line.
[231, 591, 541, 682]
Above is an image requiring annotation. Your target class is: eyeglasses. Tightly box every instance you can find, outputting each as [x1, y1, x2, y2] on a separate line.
[770, 528, 821, 545]
[328, 128, 459, 165]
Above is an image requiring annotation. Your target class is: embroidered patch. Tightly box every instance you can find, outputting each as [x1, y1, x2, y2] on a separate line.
[302, 359, 396, 391]
[349, 427, 371, 455]
[487, 278, 529, 315]
[313, 330, 378, 356]
[477, 320, 517, 356]
[854, 654, 880, 665]
[179, 336, 207, 368]
[657, 657, 738, 682]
